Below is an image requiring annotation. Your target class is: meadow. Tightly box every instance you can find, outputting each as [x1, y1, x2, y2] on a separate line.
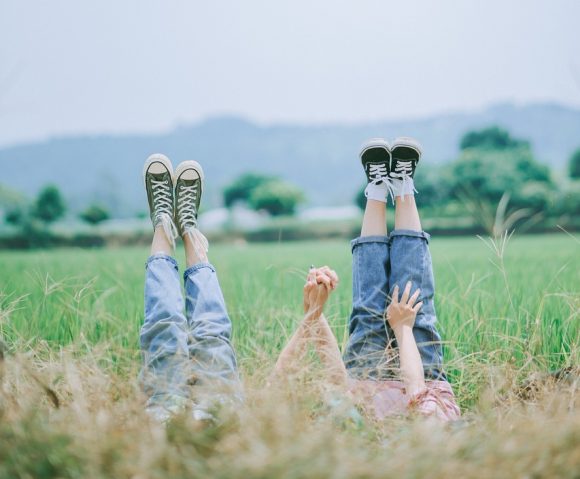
[0, 233, 579, 478]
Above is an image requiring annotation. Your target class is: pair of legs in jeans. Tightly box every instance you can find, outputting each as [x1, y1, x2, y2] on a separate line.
[140, 228, 241, 419]
[344, 230, 444, 381]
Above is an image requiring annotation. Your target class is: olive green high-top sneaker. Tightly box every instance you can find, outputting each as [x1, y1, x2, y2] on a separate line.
[143, 154, 178, 248]
[174, 161, 208, 258]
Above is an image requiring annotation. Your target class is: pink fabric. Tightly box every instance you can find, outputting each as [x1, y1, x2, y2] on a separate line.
[347, 379, 461, 422]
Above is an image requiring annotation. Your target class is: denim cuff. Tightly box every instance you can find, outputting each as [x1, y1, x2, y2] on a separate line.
[350, 235, 389, 251]
[183, 262, 216, 279]
[388, 229, 431, 243]
[145, 253, 178, 270]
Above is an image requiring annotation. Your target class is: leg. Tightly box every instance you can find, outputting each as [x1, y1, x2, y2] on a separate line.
[183, 234, 242, 402]
[140, 227, 191, 406]
[389, 195, 446, 380]
[361, 199, 387, 237]
[343, 198, 397, 380]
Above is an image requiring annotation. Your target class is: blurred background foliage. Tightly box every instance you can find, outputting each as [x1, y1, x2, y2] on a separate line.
[1, 125, 580, 248]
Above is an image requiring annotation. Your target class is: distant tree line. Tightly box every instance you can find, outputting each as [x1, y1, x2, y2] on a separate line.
[1, 185, 110, 247]
[1, 125, 579, 246]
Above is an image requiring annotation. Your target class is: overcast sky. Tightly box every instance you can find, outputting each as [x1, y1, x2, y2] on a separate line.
[1, 0, 579, 147]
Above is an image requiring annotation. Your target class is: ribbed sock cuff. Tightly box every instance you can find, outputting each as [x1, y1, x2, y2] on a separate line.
[364, 182, 389, 203]
[391, 177, 416, 198]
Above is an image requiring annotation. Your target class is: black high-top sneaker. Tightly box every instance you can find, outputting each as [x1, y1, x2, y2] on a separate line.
[360, 138, 394, 203]
[390, 137, 422, 197]
[143, 154, 178, 248]
[174, 161, 208, 257]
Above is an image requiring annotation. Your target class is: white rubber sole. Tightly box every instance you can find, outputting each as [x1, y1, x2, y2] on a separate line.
[143, 153, 174, 186]
[174, 160, 205, 187]
[359, 138, 391, 158]
[391, 137, 423, 159]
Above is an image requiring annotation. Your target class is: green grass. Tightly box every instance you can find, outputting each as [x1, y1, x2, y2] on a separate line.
[0, 234, 579, 478]
[0, 234, 578, 398]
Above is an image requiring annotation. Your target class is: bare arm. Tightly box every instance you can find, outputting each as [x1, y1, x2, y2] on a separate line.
[273, 267, 347, 387]
[272, 314, 313, 376]
[386, 281, 426, 397]
[311, 313, 348, 386]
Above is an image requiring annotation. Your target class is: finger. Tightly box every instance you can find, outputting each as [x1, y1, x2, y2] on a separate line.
[401, 281, 412, 304]
[391, 285, 400, 304]
[328, 269, 339, 288]
[321, 266, 339, 283]
[412, 301, 423, 313]
[318, 277, 332, 292]
[408, 288, 421, 306]
[319, 267, 333, 282]
[307, 269, 317, 283]
[316, 271, 332, 283]
[316, 274, 332, 290]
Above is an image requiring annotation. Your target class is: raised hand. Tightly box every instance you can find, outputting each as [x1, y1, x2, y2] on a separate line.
[303, 266, 339, 314]
[385, 281, 423, 332]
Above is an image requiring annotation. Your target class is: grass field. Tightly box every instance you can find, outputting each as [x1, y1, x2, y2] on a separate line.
[0, 233, 579, 478]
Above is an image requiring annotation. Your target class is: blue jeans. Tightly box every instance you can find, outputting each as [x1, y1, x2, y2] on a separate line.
[140, 254, 241, 407]
[343, 230, 446, 381]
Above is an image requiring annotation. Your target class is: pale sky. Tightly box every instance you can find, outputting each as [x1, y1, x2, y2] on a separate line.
[1, 0, 579, 147]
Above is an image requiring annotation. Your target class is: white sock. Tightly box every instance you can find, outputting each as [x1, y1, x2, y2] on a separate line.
[391, 177, 417, 199]
[364, 181, 389, 203]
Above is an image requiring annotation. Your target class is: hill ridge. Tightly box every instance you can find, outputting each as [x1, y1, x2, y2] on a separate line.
[1, 102, 579, 215]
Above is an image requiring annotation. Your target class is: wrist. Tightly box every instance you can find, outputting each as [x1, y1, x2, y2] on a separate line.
[305, 304, 323, 319]
[392, 323, 412, 337]
[309, 301, 326, 312]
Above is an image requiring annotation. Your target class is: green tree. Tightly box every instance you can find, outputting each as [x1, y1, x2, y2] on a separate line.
[511, 181, 554, 210]
[249, 180, 305, 216]
[80, 204, 110, 225]
[354, 185, 366, 210]
[556, 182, 580, 217]
[449, 146, 552, 208]
[32, 185, 66, 223]
[569, 148, 580, 179]
[223, 173, 274, 207]
[5, 208, 24, 226]
[460, 126, 528, 151]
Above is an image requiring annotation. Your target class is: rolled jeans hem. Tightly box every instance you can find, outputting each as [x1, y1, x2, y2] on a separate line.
[183, 262, 216, 278]
[388, 229, 431, 243]
[146, 254, 178, 270]
[351, 235, 389, 251]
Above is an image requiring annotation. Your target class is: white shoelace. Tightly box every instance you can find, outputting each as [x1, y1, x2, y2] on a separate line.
[391, 160, 413, 178]
[177, 185, 199, 230]
[177, 185, 209, 258]
[151, 179, 178, 248]
[390, 160, 417, 199]
[367, 163, 396, 201]
[368, 163, 388, 183]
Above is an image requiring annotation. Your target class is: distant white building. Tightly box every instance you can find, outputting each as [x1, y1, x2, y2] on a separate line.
[299, 205, 361, 222]
[199, 204, 268, 232]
